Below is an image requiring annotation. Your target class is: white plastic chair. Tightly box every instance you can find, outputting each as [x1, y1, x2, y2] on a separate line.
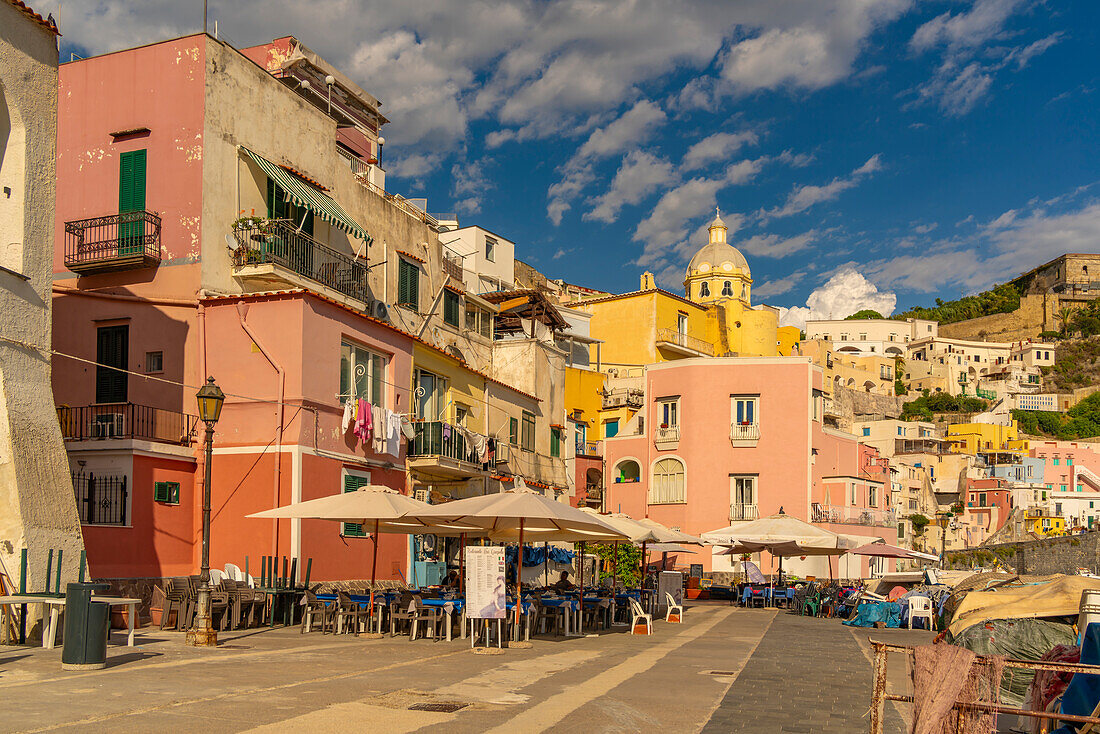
[209, 568, 226, 585]
[224, 563, 243, 582]
[664, 592, 684, 623]
[629, 598, 652, 635]
[907, 596, 934, 631]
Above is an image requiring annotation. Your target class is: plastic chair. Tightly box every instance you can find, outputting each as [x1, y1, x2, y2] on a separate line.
[664, 592, 683, 623]
[224, 563, 244, 582]
[907, 596, 934, 631]
[629, 598, 652, 635]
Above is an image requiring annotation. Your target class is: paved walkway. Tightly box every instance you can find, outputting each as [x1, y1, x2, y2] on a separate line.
[702, 613, 917, 733]
[0, 603, 932, 733]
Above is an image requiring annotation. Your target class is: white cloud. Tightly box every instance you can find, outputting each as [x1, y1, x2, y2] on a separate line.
[765, 154, 882, 218]
[585, 151, 675, 224]
[908, 1, 1059, 116]
[633, 177, 730, 268]
[778, 268, 897, 329]
[682, 131, 759, 170]
[738, 231, 817, 259]
[451, 159, 494, 215]
[547, 100, 667, 223]
[753, 271, 806, 299]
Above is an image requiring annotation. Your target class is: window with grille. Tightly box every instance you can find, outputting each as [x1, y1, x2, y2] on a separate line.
[342, 471, 371, 537]
[153, 481, 180, 504]
[649, 458, 685, 504]
[341, 341, 386, 406]
[398, 258, 419, 308]
[443, 289, 461, 327]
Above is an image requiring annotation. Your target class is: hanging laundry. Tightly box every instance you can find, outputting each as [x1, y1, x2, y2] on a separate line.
[363, 399, 373, 439]
[341, 399, 355, 433]
[487, 437, 496, 463]
[352, 399, 370, 442]
[442, 423, 451, 440]
[400, 416, 416, 440]
[386, 411, 401, 457]
[371, 405, 385, 453]
[474, 433, 488, 463]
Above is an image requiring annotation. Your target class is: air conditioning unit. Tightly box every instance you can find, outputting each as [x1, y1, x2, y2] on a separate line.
[90, 413, 125, 438]
[414, 488, 430, 504]
[495, 443, 511, 464]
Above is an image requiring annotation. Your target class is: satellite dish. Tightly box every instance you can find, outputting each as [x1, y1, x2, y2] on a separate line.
[224, 234, 239, 251]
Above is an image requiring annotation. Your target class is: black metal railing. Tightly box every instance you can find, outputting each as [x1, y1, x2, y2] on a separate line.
[231, 220, 368, 302]
[64, 211, 161, 272]
[72, 471, 128, 525]
[408, 421, 487, 466]
[57, 403, 198, 446]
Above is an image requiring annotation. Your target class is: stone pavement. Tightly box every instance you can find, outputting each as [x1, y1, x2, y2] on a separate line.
[0, 603, 932, 733]
[702, 612, 930, 733]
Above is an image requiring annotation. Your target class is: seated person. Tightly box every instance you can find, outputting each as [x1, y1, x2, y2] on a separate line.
[441, 570, 459, 589]
[551, 571, 576, 592]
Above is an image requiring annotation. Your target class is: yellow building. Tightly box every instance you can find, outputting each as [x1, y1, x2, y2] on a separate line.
[573, 212, 782, 367]
[947, 421, 1028, 455]
[564, 365, 606, 441]
[1024, 510, 1065, 537]
[777, 325, 802, 356]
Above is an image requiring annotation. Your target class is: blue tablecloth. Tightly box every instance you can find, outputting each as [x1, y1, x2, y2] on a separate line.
[420, 597, 465, 614]
[741, 587, 794, 605]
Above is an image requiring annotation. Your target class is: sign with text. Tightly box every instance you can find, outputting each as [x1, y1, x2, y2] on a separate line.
[465, 545, 507, 619]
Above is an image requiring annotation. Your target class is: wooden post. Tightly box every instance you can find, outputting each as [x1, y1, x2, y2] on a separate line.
[869, 641, 888, 734]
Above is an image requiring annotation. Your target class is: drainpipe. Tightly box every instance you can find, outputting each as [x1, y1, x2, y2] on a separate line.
[236, 301, 286, 559]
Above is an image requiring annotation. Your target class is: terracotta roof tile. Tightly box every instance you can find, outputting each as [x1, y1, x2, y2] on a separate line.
[7, 0, 59, 34]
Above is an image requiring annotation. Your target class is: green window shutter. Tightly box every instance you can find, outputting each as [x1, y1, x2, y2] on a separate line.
[119, 150, 147, 254]
[398, 259, 419, 308]
[154, 482, 167, 503]
[342, 473, 369, 537]
[371, 353, 383, 406]
[509, 417, 518, 445]
[444, 290, 460, 327]
[550, 428, 560, 458]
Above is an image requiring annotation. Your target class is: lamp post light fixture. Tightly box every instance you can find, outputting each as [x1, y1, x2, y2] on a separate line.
[187, 377, 225, 647]
[935, 511, 951, 566]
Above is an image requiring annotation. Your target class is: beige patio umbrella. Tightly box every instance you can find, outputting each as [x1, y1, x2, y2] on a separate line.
[416, 487, 628, 636]
[248, 485, 484, 626]
[703, 510, 858, 581]
[579, 509, 663, 594]
[630, 517, 706, 579]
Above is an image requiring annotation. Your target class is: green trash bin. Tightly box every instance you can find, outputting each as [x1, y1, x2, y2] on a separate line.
[61, 582, 111, 670]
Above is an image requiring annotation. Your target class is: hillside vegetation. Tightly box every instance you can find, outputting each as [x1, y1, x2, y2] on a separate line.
[1043, 337, 1100, 391]
[901, 391, 989, 421]
[1014, 392, 1100, 439]
[894, 283, 1021, 325]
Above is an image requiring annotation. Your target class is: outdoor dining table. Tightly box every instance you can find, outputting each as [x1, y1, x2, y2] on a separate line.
[255, 587, 302, 627]
[419, 597, 466, 641]
[0, 594, 141, 649]
[315, 591, 398, 635]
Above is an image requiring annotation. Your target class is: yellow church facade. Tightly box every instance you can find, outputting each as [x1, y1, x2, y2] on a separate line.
[573, 212, 791, 366]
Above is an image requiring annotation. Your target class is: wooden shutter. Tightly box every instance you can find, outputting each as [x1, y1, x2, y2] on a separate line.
[342, 472, 369, 537]
[509, 418, 518, 445]
[96, 325, 128, 403]
[399, 259, 418, 307]
[550, 428, 560, 458]
[119, 150, 147, 213]
[444, 290, 460, 326]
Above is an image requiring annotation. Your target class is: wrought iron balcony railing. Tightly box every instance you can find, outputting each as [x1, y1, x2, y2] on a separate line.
[231, 219, 369, 303]
[57, 402, 198, 446]
[408, 420, 488, 466]
[812, 503, 897, 527]
[655, 327, 714, 356]
[64, 211, 161, 274]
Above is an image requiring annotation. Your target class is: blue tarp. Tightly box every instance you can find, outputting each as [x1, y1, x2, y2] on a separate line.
[1053, 622, 1100, 734]
[843, 600, 903, 628]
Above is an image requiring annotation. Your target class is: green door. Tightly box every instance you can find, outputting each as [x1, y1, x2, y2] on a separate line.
[118, 150, 147, 255]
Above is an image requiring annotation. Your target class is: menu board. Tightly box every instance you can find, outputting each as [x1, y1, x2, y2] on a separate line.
[465, 545, 507, 619]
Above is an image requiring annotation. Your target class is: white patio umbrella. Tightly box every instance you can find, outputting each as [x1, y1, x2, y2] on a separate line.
[248, 485, 483, 623]
[633, 517, 706, 577]
[703, 510, 858, 581]
[578, 509, 663, 593]
[416, 488, 628, 635]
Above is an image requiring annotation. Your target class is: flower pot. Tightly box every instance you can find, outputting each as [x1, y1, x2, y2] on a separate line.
[111, 606, 140, 630]
[686, 588, 704, 600]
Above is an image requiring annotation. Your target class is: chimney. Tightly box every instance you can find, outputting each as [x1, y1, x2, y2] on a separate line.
[640, 271, 655, 290]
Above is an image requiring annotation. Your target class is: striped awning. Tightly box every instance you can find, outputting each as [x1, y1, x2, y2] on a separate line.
[240, 147, 371, 244]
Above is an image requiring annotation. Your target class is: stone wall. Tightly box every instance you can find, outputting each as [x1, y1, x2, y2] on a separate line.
[830, 384, 906, 431]
[939, 294, 1050, 342]
[944, 530, 1100, 576]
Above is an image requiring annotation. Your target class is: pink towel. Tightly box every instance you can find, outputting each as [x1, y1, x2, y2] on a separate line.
[353, 399, 369, 442]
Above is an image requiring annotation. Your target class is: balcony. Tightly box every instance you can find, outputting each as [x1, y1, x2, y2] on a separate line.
[57, 403, 198, 446]
[655, 328, 714, 357]
[729, 422, 761, 447]
[729, 503, 758, 522]
[654, 425, 680, 450]
[894, 437, 948, 455]
[407, 421, 490, 478]
[602, 388, 644, 410]
[577, 441, 602, 458]
[64, 211, 161, 275]
[442, 249, 463, 282]
[230, 220, 368, 304]
[811, 503, 897, 528]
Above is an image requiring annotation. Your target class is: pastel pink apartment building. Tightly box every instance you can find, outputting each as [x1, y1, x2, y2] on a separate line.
[602, 357, 897, 578]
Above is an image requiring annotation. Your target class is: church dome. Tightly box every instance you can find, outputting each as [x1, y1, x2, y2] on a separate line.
[686, 210, 749, 276]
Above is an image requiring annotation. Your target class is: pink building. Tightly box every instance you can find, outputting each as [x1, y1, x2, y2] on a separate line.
[602, 357, 896, 579]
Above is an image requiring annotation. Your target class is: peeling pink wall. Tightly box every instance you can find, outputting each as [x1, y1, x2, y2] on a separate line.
[55, 35, 207, 273]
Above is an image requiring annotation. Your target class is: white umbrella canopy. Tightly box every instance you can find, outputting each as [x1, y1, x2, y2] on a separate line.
[578, 509, 663, 544]
[415, 488, 629, 543]
[247, 485, 483, 536]
[701, 511, 845, 549]
[634, 517, 706, 546]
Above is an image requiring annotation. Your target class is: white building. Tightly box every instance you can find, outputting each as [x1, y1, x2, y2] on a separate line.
[805, 317, 937, 357]
[440, 225, 515, 294]
[0, 0, 85, 619]
[907, 336, 1056, 396]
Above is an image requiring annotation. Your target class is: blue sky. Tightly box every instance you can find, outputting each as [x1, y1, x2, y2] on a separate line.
[51, 1, 1100, 325]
